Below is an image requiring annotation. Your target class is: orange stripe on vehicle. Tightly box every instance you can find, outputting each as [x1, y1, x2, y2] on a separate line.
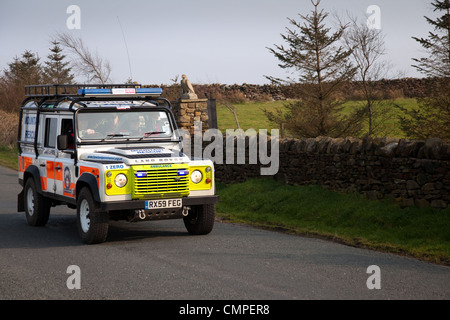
[80, 166, 100, 186]
[47, 161, 54, 179]
[23, 157, 32, 172]
[41, 176, 47, 191]
[55, 162, 63, 181]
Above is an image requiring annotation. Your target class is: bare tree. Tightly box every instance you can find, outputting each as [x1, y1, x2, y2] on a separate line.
[56, 32, 112, 84]
[223, 103, 240, 130]
[342, 16, 392, 137]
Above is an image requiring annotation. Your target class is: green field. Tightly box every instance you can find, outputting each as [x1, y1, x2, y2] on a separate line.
[216, 100, 285, 132]
[217, 98, 419, 138]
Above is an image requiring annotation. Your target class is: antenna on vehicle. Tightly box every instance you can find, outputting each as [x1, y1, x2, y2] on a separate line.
[117, 16, 133, 82]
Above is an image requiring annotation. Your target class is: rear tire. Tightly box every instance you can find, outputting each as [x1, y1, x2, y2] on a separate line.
[183, 204, 215, 235]
[77, 187, 109, 244]
[24, 178, 50, 226]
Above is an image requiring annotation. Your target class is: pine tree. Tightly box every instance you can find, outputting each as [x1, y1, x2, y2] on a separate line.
[0, 50, 42, 112]
[3, 50, 42, 85]
[43, 41, 74, 84]
[399, 0, 450, 139]
[412, 0, 450, 77]
[265, 0, 362, 138]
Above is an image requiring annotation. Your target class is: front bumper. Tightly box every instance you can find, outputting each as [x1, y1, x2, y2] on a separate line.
[100, 195, 219, 212]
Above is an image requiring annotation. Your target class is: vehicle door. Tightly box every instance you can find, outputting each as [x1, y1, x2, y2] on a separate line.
[55, 117, 76, 199]
[39, 115, 59, 194]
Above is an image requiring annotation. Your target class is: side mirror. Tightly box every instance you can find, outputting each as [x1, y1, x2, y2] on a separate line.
[57, 134, 68, 150]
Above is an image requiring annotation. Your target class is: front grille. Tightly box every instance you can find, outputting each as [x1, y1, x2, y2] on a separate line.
[132, 168, 189, 199]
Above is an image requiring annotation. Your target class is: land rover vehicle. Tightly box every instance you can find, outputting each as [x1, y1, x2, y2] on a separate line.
[17, 84, 218, 244]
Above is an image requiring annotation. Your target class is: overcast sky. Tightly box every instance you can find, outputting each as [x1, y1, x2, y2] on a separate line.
[0, 0, 438, 85]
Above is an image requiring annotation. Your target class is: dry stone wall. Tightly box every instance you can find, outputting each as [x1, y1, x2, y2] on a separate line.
[211, 135, 450, 209]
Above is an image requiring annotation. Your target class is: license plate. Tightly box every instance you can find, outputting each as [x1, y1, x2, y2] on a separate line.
[145, 199, 182, 210]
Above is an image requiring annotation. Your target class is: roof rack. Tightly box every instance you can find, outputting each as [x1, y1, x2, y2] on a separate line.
[24, 84, 162, 98]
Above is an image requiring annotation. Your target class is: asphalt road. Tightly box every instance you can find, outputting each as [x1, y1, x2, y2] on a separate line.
[0, 165, 449, 301]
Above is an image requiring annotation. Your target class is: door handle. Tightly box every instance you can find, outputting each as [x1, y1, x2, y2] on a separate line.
[40, 163, 46, 167]
[56, 166, 62, 171]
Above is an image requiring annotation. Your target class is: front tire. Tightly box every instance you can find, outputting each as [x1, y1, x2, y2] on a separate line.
[24, 178, 50, 226]
[77, 187, 109, 244]
[183, 204, 215, 235]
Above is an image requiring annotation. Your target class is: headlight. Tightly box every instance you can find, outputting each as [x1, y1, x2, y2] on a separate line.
[114, 173, 128, 188]
[190, 170, 203, 184]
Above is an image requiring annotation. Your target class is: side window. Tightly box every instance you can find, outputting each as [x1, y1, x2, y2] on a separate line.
[61, 119, 73, 135]
[61, 118, 74, 149]
[44, 118, 58, 148]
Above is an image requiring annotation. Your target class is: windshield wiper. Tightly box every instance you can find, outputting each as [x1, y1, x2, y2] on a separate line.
[103, 133, 130, 140]
[137, 131, 166, 141]
[143, 131, 165, 136]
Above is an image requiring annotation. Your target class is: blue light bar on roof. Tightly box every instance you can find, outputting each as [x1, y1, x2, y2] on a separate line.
[77, 88, 163, 96]
[79, 88, 111, 95]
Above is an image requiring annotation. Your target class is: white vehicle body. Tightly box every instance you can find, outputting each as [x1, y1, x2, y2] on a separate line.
[17, 84, 218, 244]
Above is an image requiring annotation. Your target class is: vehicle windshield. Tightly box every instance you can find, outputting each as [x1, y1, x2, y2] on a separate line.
[77, 110, 173, 141]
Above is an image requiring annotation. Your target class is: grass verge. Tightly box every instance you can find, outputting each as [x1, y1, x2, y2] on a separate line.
[0, 146, 18, 170]
[216, 178, 450, 266]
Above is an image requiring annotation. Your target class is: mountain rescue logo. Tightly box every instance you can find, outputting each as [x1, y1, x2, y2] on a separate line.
[64, 167, 74, 195]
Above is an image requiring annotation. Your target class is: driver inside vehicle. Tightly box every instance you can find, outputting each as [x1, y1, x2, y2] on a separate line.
[107, 113, 140, 136]
[78, 117, 97, 138]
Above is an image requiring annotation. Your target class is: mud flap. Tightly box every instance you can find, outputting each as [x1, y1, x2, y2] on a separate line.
[17, 190, 24, 212]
